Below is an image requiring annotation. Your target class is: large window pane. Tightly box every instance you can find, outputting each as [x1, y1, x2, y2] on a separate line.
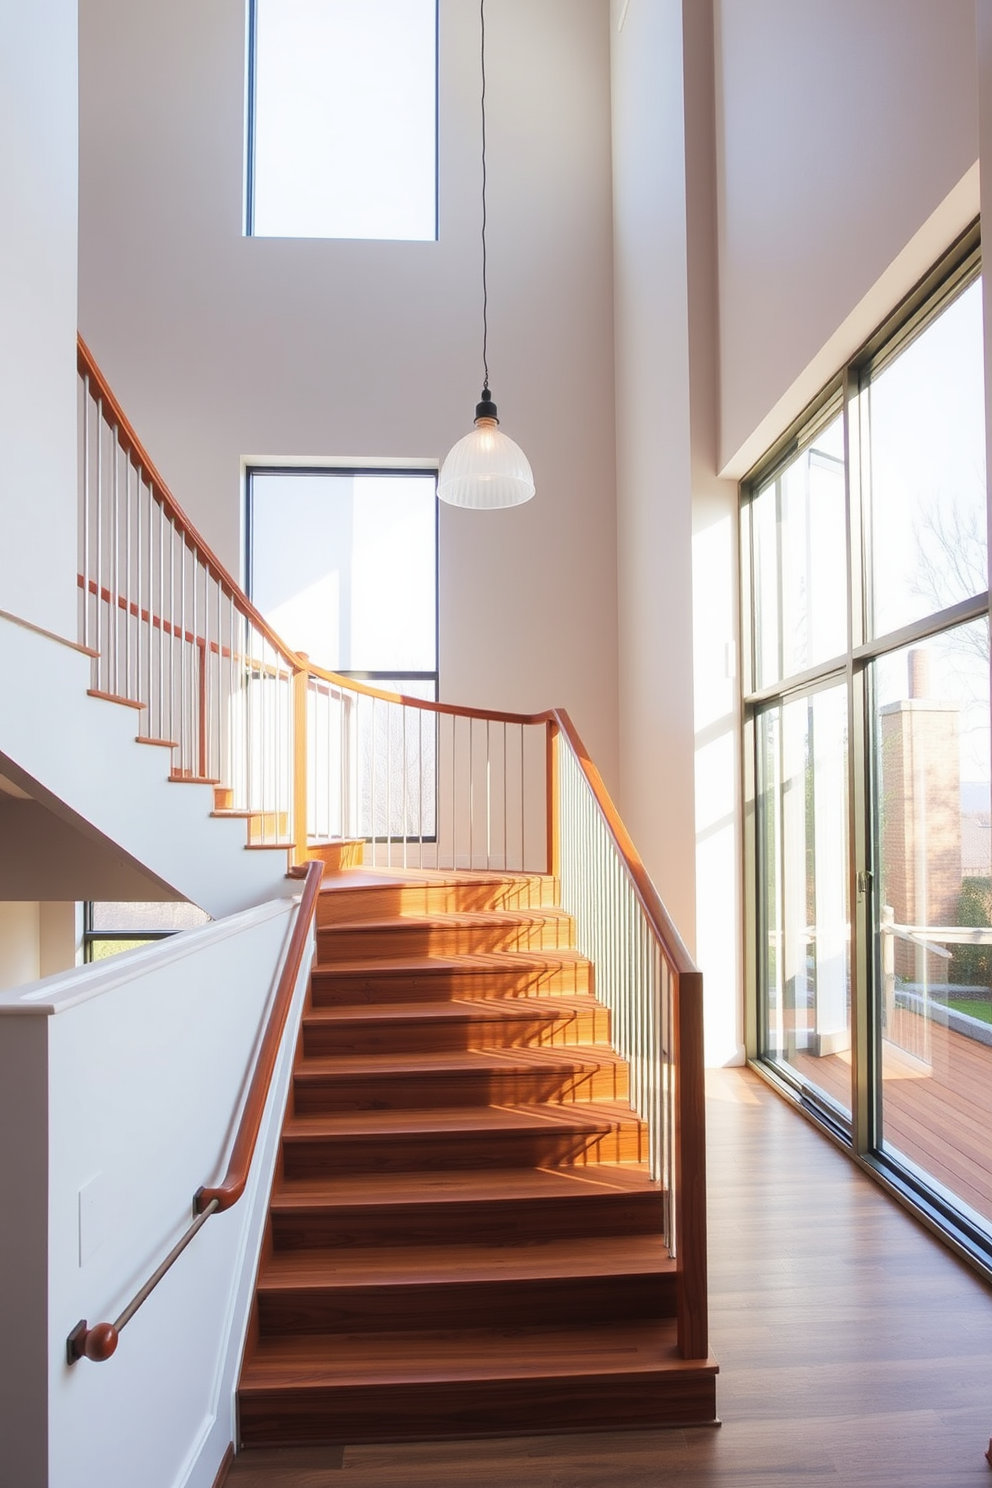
[248, 472, 437, 678]
[758, 684, 851, 1117]
[873, 621, 992, 1231]
[751, 413, 846, 690]
[865, 278, 987, 640]
[250, 0, 438, 241]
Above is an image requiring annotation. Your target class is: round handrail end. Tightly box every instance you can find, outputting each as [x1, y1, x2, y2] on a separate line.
[85, 1322, 119, 1362]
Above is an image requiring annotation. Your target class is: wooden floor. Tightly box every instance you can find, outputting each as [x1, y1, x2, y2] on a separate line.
[792, 1012, 992, 1223]
[226, 1067, 992, 1486]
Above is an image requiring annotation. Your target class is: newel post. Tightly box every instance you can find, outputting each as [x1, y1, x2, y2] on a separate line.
[674, 966, 708, 1360]
[292, 657, 310, 867]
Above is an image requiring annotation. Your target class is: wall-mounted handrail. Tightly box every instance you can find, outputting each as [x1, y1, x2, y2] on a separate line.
[67, 859, 323, 1365]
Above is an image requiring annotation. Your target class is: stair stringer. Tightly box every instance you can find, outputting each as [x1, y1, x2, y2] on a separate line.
[0, 612, 295, 917]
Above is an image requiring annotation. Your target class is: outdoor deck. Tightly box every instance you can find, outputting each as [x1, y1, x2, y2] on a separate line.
[794, 1010, 992, 1226]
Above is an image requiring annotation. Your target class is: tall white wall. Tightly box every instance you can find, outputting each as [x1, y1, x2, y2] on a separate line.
[78, 0, 620, 787]
[716, 0, 980, 476]
[0, 1, 78, 638]
[610, 0, 697, 952]
[612, 0, 981, 1065]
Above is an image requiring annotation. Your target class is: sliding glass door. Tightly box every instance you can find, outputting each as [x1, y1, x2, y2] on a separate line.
[744, 228, 992, 1261]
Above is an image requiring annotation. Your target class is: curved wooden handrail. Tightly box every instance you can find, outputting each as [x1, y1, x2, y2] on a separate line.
[304, 655, 557, 723]
[550, 708, 698, 978]
[67, 859, 324, 1364]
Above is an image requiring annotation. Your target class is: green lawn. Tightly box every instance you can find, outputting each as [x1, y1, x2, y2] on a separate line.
[947, 996, 992, 1027]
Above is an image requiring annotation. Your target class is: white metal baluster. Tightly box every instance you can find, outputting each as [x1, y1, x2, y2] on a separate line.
[94, 405, 104, 687]
[502, 722, 508, 871]
[385, 701, 392, 868]
[111, 437, 119, 697]
[519, 727, 526, 871]
[401, 704, 408, 869]
[450, 713, 457, 870]
[135, 468, 143, 718]
[469, 719, 475, 872]
[418, 706, 424, 868]
[485, 720, 491, 870]
[123, 456, 132, 700]
[81, 378, 90, 650]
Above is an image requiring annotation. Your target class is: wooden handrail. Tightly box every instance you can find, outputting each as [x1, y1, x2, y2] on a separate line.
[67, 859, 324, 1364]
[196, 857, 323, 1211]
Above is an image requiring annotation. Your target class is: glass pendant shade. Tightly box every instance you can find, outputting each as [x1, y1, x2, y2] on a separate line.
[438, 416, 536, 510]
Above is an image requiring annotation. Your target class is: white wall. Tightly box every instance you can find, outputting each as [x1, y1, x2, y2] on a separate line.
[0, 0, 78, 639]
[0, 897, 310, 1488]
[611, 0, 742, 1065]
[611, 0, 697, 951]
[0, 901, 42, 990]
[716, 0, 980, 476]
[78, 0, 621, 788]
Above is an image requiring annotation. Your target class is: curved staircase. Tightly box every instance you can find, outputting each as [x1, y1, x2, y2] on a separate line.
[237, 866, 718, 1446]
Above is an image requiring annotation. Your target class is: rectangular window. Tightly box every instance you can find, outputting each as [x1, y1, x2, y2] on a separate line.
[246, 469, 438, 695]
[84, 901, 210, 962]
[247, 0, 439, 241]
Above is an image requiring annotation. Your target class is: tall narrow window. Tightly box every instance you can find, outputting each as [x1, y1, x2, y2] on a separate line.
[743, 227, 992, 1264]
[248, 0, 438, 241]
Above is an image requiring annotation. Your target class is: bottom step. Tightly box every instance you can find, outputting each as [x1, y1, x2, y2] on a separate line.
[239, 1319, 718, 1444]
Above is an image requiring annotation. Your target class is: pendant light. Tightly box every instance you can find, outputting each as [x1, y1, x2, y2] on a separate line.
[438, 0, 535, 509]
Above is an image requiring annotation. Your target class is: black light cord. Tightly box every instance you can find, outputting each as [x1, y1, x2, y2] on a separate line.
[480, 0, 489, 395]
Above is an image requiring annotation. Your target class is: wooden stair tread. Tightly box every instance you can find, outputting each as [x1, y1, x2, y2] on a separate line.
[319, 909, 572, 934]
[258, 1235, 672, 1290]
[295, 1047, 625, 1079]
[284, 1100, 642, 1138]
[270, 1163, 659, 1210]
[313, 950, 590, 975]
[240, 1319, 714, 1389]
[304, 995, 596, 1024]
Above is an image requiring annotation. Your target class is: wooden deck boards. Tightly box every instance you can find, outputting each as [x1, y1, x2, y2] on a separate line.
[792, 1014, 992, 1224]
[225, 1068, 992, 1487]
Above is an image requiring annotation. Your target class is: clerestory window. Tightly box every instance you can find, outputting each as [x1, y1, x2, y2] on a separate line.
[246, 0, 439, 241]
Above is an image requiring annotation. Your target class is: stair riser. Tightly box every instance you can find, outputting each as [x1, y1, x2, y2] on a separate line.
[302, 1009, 610, 1056]
[318, 879, 557, 926]
[282, 1126, 647, 1178]
[270, 1193, 667, 1251]
[257, 1272, 676, 1336]
[238, 1371, 718, 1446]
[293, 1065, 628, 1114]
[310, 964, 593, 1006]
[319, 921, 573, 959]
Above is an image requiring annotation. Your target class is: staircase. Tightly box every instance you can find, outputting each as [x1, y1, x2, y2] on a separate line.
[237, 866, 718, 1446]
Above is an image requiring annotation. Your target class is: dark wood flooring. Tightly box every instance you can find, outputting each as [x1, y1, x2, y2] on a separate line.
[225, 1066, 992, 1486]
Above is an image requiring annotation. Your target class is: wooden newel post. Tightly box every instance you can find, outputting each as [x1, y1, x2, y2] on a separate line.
[292, 657, 309, 867]
[674, 967, 708, 1360]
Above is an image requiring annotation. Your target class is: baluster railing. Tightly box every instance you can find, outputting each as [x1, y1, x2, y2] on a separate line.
[551, 711, 708, 1361]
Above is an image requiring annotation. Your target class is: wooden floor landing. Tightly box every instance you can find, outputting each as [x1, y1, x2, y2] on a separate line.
[226, 1067, 992, 1487]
